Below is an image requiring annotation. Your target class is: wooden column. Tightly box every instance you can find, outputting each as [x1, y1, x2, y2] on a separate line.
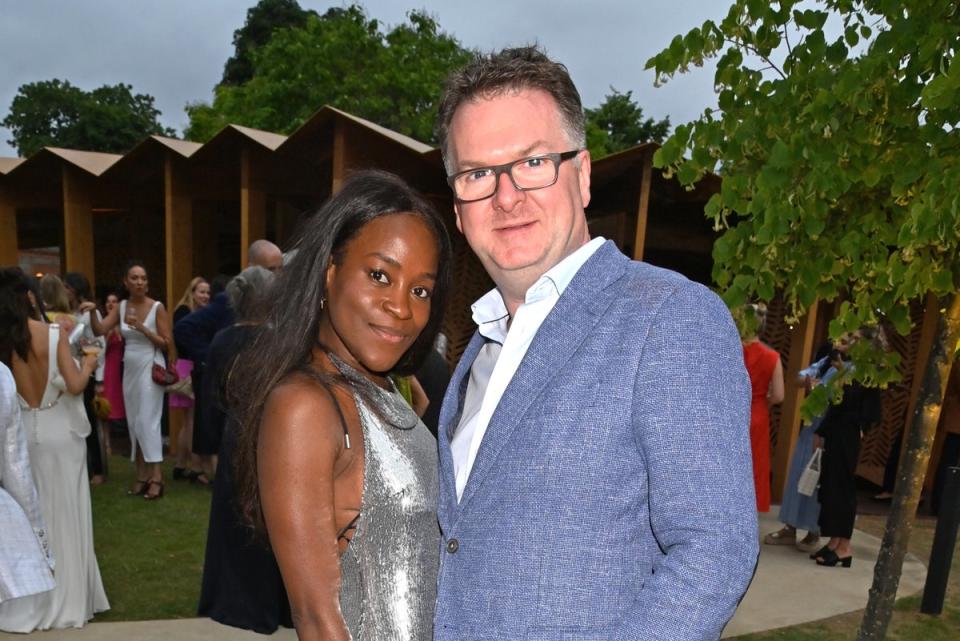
[240, 146, 267, 267]
[62, 166, 95, 285]
[771, 300, 820, 503]
[164, 153, 193, 311]
[331, 119, 348, 194]
[0, 188, 17, 265]
[631, 150, 653, 261]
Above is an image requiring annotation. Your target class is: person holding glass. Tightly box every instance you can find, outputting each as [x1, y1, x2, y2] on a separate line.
[82, 261, 175, 500]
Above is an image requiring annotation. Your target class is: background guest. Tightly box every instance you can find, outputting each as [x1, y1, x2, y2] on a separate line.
[64, 272, 108, 485]
[812, 327, 886, 567]
[0, 267, 108, 631]
[198, 265, 289, 633]
[85, 261, 174, 501]
[174, 274, 232, 485]
[99, 292, 126, 457]
[39, 275, 75, 333]
[764, 341, 834, 552]
[0, 361, 55, 608]
[170, 276, 211, 482]
[736, 303, 784, 512]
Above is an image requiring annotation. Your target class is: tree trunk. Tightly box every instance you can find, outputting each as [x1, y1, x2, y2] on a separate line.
[857, 293, 960, 641]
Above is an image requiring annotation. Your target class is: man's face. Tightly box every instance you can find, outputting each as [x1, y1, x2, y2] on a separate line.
[447, 89, 591, 293]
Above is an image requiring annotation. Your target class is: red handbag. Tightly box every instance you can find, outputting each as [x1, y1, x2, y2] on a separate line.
[151, 350, 179, 386]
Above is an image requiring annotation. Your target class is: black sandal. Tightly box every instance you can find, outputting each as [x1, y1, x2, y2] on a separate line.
[809, 544, 832, 560]
[187, 470, 211, 486]
[127, 479, 149, 496]
[144, 480, 165, 501]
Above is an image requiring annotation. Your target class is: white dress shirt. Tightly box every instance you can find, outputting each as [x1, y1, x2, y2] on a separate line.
[451, 237, 605, 501]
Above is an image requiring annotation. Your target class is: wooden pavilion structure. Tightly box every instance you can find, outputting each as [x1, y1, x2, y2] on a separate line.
[0, 106, 949, 498]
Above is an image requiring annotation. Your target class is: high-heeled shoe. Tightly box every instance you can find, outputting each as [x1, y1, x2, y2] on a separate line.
[815, 549, 852, 567]
[809, 544, 832, 560]
[127, 479, 149, 496]
[144, 480, 165, 501]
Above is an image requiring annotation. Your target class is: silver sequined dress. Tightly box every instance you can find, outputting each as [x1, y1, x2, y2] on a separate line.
[331, 355, 440, 641]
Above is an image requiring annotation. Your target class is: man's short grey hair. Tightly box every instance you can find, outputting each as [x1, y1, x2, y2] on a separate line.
[248, 239, 281, 267]
[435, 45, 587, 174]
[226, 266, 273, 322]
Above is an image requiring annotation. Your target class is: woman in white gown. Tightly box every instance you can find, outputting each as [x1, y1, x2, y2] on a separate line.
[0, 267, 109, 632]
[86, 261, 175, 500]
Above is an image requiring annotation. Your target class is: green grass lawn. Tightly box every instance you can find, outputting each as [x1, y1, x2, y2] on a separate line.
[89, 454, 212, 621]
[87, 456, 960, 638]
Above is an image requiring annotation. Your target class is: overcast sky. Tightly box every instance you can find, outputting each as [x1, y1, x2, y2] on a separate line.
[0, 0, 730, 158]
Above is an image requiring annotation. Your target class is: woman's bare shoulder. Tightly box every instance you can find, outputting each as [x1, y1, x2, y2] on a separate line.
[262, 373, 352, 443]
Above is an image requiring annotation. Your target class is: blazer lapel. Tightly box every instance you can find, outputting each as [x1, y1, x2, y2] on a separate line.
[457, 241, 629, 512]
[437, 331, 485, 532]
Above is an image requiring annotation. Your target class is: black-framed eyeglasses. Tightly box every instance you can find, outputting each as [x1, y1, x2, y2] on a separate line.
[447, 149, 582, 203]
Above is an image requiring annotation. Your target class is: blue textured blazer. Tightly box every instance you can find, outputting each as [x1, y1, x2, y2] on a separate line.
[434, 241, 758, 641]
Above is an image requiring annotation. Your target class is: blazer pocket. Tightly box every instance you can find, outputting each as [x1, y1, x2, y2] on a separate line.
[526, 627, 615, 641]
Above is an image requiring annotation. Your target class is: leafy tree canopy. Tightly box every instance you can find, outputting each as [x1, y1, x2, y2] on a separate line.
[2, 79, 175, 157]
[585, 88, 670, 158]
[185, 4, 474, 144]
[648, 0, 958, 388]
[648, 3, 959, 639]
[221, 0, 317, 86]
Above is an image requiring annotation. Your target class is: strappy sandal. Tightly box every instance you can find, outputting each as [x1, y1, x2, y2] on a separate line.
[144, 480, 165, 501]
[187, 470, 211, 486]
[127, 479, 149, 496]
[763, 527, 797, 545]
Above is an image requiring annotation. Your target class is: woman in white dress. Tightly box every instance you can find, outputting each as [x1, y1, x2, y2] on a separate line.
[0, 267, 109, 632]
[86, 261, 175, 500]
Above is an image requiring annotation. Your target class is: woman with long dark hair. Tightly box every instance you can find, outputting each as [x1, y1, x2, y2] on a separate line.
[83, 261, 175, 500]
[232, 170, 451, 641]
[0, 267, 109, 631]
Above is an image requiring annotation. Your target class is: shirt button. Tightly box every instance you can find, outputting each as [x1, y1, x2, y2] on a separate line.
[446, 538, 459, 554]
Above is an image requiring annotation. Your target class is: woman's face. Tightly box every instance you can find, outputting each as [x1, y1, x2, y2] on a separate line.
[194, 281, 211, 307]
[125, 266, 148, 297]
[318, 213, 439, 381]
[105, 294, 119, 314]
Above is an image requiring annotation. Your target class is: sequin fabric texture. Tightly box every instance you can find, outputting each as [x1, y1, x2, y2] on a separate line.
[330, 354, 440, 641]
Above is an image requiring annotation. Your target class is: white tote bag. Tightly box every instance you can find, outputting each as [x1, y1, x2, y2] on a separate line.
[797, 448, 823, 497]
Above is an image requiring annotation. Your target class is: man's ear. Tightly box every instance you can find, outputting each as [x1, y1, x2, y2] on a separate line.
[578, 150, 592, 209]
[453, 202, 464, 234]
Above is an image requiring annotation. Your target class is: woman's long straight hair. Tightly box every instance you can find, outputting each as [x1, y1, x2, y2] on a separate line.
[230, 170, 452, 534]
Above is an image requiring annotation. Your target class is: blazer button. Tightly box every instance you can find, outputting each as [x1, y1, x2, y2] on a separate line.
[446, 538, 459, 554]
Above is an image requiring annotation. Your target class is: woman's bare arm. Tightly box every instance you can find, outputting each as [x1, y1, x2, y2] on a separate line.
[768, 358, 785, 404]
[154, 304, 176, 361]
[80, 301, 119, 336]
[259, 379, 352, 641]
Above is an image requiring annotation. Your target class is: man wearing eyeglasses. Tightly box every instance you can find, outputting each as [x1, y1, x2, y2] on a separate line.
[432, 46, 757, 641]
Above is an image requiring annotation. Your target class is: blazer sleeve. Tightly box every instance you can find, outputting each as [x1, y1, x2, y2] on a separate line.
[623, 282, 758, 641]
[1, 363, 54, 570]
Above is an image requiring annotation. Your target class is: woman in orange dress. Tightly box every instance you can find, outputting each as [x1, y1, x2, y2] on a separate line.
[736, 304, 784, 512]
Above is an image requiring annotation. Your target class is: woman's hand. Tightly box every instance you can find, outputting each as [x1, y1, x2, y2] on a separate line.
[78, 301, 98, 314]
